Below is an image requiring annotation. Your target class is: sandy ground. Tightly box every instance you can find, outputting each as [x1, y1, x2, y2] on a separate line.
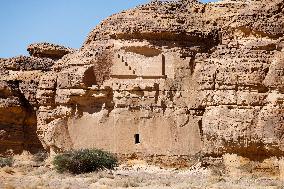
[0, 161, 284, 189]
[1, 153, 284, 189]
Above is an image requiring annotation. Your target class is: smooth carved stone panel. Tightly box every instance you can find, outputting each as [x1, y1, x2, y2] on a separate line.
[68, 108, 202, 156]
[111, 51, 166, 79]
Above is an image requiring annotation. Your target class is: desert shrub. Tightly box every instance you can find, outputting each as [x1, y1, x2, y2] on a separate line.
[52, 149, 118, 174]
[33, 150, 48, 163]
[0, 157, 13, 167]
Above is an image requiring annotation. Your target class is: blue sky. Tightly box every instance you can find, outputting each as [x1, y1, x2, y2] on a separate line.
[0, 0, 215, 58]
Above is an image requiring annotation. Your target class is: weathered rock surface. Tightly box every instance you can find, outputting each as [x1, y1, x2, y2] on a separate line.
[0, 56, 55, 154]
[0, 42, 77, 154]
[1, 0, 284, 159]
[27, 43, 75, 60]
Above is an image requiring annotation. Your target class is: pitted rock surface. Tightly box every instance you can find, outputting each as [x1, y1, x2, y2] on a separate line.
[27, 42, 75, 60]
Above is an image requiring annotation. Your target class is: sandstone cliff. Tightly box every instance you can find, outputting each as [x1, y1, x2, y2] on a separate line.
[0, 44, 73, 154]
[1, 0, 284, 160]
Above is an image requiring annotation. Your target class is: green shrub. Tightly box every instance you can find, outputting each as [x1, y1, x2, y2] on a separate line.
[0, 157, 13, 167]
[52, 149, 118, 174]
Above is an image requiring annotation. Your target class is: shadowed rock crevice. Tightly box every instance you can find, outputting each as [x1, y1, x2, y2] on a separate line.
[0, 81, 43, 154]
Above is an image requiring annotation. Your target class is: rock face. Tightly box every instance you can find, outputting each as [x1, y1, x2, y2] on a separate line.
[1, 0, 284, 159]
[27, 43, 75, 60]
[0, 46, 73, 154]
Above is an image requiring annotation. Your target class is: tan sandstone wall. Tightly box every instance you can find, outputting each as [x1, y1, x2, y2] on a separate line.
[1, 0, 284, 160]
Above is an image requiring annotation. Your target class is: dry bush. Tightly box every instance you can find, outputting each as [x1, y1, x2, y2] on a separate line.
[12, 151, 34, 166]
[33, 150, 48, 163]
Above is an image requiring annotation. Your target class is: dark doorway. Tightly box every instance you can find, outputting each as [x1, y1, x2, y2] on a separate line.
[134, 134, 140, 144]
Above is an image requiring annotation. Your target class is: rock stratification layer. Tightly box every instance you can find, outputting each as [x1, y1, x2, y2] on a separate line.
[1, 0, 284, 159]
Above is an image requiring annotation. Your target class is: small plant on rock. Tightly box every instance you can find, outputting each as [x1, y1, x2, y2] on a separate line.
[52, 149, 118, 174]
